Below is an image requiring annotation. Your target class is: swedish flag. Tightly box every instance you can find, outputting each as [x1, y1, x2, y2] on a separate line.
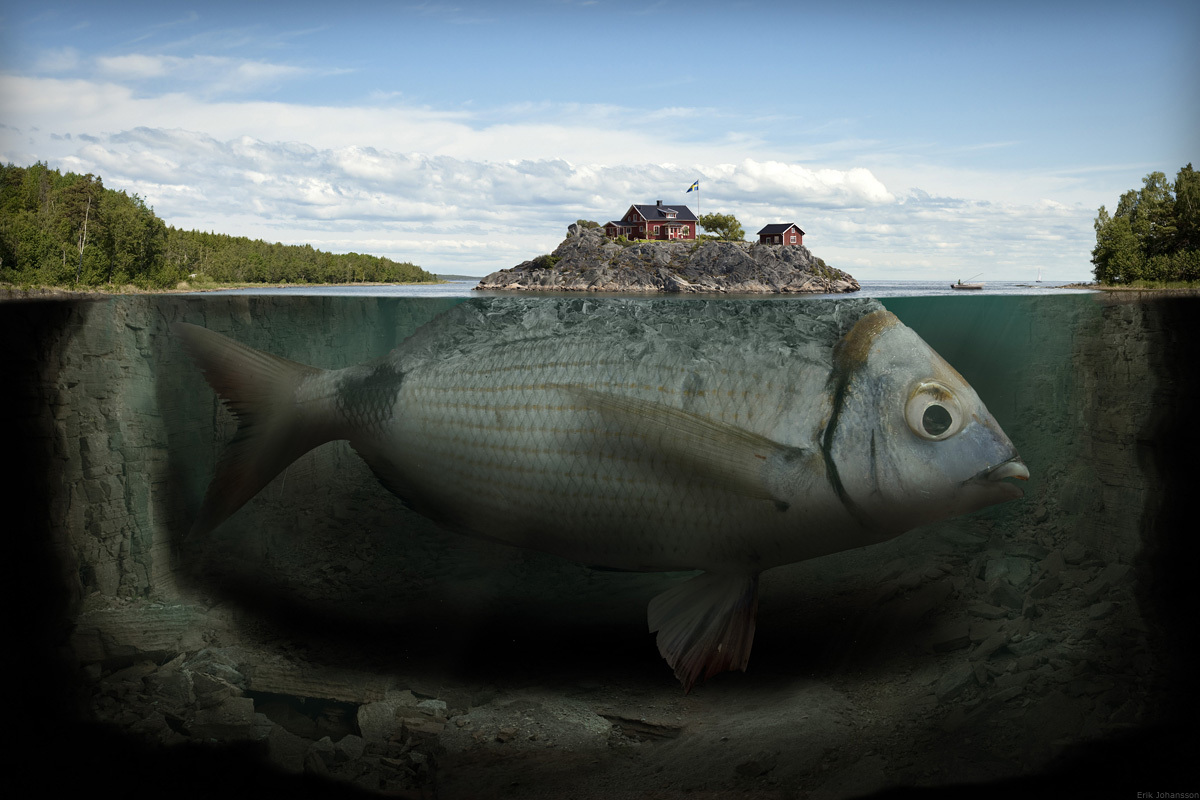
[687, 180, 699, 193]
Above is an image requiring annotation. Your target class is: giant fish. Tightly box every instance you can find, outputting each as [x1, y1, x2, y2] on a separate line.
[175, 297, 1028, 690]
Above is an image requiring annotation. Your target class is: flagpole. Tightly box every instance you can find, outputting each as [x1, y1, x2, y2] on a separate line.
[686, 179, 700, 235]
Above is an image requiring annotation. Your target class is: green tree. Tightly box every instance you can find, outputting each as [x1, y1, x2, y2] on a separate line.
[1091, 207, 1145, 284]
[0, 161, 437, 287]
[99, 190, 168, 285]
[1130, 171, 1177, 257]
[1091, 164, 1200, 284]
[697, 212, 744, 241]
[1174, 163, 1200, 252]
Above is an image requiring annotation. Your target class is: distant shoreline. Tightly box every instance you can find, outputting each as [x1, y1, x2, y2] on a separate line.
[0, 279, 449, 301]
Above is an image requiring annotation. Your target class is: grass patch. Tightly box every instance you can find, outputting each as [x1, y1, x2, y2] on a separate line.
[530, 254, 561, 269]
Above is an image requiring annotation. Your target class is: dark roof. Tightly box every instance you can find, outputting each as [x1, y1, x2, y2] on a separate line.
[757, 223, 804, 236]
[605, 220, 635, 227]
[629, 204, 698, 222]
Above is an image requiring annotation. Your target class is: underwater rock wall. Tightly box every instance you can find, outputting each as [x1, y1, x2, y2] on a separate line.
[8, 295, 460, 613]
[1070, 295, 1175, 561]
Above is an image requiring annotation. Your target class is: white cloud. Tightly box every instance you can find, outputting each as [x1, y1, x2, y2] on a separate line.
[33, 47, 82, 73]
[710, 159, 895, 207]
[96, 53, 172, 78]
[0, 73, 1100, 280]
[94, 54, 313, 95]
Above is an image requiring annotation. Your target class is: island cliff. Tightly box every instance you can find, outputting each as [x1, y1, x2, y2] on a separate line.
[475, 224, 860, 293]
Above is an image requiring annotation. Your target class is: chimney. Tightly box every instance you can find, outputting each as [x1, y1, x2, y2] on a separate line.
[656, 200, 662, 207]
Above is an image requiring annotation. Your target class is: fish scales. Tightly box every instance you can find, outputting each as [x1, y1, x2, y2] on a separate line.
[175, 296, 1029, 690]
[390, 387, 760, 567]
[366, 303, 838, 570]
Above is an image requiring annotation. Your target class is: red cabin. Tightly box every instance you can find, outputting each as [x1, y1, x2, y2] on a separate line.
[757, 223, 805, 246]
[604, 201, 697, 241]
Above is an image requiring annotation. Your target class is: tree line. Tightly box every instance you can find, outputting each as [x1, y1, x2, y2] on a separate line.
[1092, 164, 1199, 284]
[0, 162, 436, 288]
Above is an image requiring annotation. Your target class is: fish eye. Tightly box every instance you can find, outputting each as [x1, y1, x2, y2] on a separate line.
[922, 404, 953, 436]
[906, 382, 964, 441]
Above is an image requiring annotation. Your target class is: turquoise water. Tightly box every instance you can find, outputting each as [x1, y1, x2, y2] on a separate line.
[200, 278, 1095, 299]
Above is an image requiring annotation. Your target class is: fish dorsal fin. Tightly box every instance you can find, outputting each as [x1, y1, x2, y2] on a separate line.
[648, 571, 760, 692]
[565, 387, 803, 506]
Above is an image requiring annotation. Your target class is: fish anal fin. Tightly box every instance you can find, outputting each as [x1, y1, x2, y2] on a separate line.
[648, 572, 759, 692]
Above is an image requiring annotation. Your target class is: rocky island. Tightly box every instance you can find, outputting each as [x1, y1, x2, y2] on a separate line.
[475, 224, 860, 293]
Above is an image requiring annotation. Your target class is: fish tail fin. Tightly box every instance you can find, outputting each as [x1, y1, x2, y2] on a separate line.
[648, 572, 759, 692]
[174, 322, 330, 537]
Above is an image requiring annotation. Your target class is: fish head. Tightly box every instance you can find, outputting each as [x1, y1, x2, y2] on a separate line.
[825, 309, 1028, 537]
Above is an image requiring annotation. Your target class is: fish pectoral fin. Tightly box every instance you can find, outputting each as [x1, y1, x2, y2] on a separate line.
[565, 387, 801, 505]
[648, 572, 759, 692]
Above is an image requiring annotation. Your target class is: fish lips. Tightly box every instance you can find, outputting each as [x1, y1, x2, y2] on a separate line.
[964, 455, 1030, 500]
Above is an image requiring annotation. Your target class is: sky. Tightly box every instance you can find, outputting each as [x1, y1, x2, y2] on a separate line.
[1, 1, 1196, 281]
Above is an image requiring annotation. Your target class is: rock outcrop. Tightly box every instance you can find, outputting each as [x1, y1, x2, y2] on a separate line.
[475, 224, 859, 293]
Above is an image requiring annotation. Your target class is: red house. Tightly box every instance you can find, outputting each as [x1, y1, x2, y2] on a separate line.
[605, 201, 697, 241]
[757, 223, 805, 245]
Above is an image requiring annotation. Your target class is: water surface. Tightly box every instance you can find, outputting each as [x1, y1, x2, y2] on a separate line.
[202, 278, 1094, 299]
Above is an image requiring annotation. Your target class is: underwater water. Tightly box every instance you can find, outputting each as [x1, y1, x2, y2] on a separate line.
[8, 290, 1194, 797]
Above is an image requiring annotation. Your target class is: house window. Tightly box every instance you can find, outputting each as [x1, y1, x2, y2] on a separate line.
[789, 235, 796, 243]
[653, 225, 659, 234]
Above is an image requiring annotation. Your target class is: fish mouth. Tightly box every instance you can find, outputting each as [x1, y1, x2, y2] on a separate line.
[965, 456, 1030, 497]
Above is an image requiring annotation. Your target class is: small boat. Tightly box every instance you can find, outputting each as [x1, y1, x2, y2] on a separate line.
[951, 273, 984, 290]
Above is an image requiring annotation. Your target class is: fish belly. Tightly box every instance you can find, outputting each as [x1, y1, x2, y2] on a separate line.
[362, 340, 805, 571]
